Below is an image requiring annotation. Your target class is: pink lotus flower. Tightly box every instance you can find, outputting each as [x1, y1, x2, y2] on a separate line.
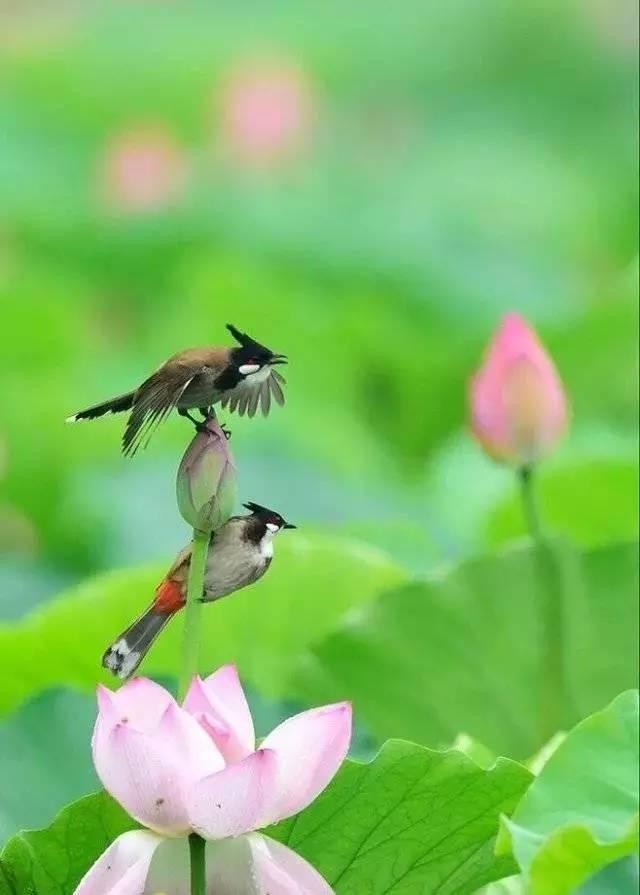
[100, 126, 186, 214]
[76, 667, 351, 893]
[219, 58, 314, 166]
[469, 312, 568, 466]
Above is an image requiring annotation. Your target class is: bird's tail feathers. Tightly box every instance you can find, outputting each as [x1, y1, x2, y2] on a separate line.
[102, 577, 185, 679]
[67, 391, 135, 423]
[102, 603, 173, 680]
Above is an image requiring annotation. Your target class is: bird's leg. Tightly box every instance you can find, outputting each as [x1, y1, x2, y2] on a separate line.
[198, 405, 230, 438]
[178, 408, 207, 432]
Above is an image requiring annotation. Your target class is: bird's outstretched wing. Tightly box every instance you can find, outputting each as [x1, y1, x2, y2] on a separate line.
[218, 369, 286, 419]
[122, 364, 205, 456]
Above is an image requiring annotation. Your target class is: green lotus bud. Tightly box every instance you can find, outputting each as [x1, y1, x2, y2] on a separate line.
[176, 418, 236, 533]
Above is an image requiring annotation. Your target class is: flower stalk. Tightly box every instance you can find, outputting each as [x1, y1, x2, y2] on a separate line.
[176, 415, 237, 704]
[178, 527, 210, 702]
[180, 530, 210, 887]
[175, 415, 238, 885]
[470, 312, 572, 746]
[189, 832, 206, 895]
[518, 465, 567, 744]
[518, 465, 542, 542]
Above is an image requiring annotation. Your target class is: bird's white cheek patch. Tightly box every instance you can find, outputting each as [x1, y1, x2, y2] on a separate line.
[266, 522, 279, 533]
[239, 364, 261, 375]
[241, 365, 272, 386]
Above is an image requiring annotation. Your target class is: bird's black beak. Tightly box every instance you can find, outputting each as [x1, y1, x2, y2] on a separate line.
[283, 522, 297, 530]
[270, 354, 288, 366]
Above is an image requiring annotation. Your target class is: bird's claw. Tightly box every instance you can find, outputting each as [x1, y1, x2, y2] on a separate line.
[180, 407, 230, 439]
[193, 419, 230, 440]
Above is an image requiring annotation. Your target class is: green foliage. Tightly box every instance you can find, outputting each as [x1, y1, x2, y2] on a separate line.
[487, 457, 639, 548]
[267, 739, 532, 894]
[575, 858, 639, 895]
[293, 540, 638, 757]
[0, 532, 404, 716]
[0, 4, 637, 891]
[0, 741, 531, 895]
[0, 0, 638, 577]
[0, 792, 136, 895]
[0, 690, 98, 843]
[499, 691, 639, 895]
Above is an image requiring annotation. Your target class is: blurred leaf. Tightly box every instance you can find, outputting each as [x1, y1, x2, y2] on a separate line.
[293, 540, 638, 757]
[426, 428, 640, 558]
[0, 791, 136, 895]
[0, 532, 404, 716]
[526, 732, 566, 776]
[0, 0, 638, 581]
[487, 458, 639, 548]
[266, 739, 532, 894]
[450, 733, 496, 770]
[0, 559, 71, 622]
[0, 267, 111, 572]
[0, 689, 98, 844]
[499, 691, 639, 895]
[575, 857, 639, 895]
[338, 517, 440, 575]
[480, 877, 524, 895]
[181, 251, 472, 474]
[547, 295, 639, 430]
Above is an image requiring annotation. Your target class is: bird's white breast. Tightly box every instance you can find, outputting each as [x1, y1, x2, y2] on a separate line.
[260, 526, 277, 558]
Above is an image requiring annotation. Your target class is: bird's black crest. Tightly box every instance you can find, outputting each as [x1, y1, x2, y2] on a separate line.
[226, 323, 287, 368]
[226, 324, 269, 354]
[243, 501, 296, 530]
[243, 501, 270, 515]
[226, 323, 249, 346]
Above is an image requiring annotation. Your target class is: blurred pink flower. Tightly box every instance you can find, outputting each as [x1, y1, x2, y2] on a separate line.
[76, 667, 351, 893]
[100, 126, 186, 213]
[469, 312, 568, 466]
[583, 0, 638, 55]
[219, 58, 314, 166]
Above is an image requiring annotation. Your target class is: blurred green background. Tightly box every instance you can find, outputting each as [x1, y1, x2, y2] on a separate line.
[1, 0, 637, 599]
[0, 0, 638, 845]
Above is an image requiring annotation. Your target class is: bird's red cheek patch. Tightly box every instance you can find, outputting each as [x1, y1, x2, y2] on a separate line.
[153, 577, 185, 613]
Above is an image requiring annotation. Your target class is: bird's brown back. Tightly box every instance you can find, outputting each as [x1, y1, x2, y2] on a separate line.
[160, 345, 230, 373]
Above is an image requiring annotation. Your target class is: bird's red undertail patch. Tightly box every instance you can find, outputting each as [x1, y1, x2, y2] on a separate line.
[153, 576, 185, 613]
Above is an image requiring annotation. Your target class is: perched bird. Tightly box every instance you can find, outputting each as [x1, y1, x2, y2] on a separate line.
[67, 324, 287, 455]
[102, 502, 295, 679]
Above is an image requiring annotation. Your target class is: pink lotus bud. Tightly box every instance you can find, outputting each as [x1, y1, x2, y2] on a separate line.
[99, 125, 186, 214]
[176, 418, 236, 533]
[469, 312, 568, 466]
[218, 57, 314, 167]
